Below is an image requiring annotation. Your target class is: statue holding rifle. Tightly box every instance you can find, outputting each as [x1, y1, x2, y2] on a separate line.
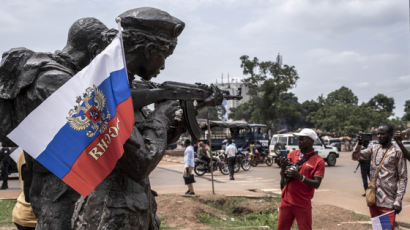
[0, 17, 109, 229]
[0, 7, 238, 230]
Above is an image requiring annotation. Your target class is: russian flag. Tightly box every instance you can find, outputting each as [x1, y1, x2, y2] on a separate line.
[371, 210, 395, 230]
[7, 34, 134, 196]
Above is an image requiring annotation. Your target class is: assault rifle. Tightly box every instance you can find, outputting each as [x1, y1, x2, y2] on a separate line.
[130, 80, 242, 140]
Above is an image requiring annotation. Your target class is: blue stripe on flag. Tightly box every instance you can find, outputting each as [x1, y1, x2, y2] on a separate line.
[379, 213, 392, 230]
[36, 68, 130, 178]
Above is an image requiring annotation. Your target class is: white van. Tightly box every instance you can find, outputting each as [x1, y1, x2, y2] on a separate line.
[269, 133, 339, 166]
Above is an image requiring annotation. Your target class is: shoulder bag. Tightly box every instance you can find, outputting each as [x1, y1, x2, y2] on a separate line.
[365, 145, 391, 207]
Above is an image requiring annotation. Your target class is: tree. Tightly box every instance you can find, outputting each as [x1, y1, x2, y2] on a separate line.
[300, 99, 322, 128]
[197, 105, 226, 120]
[275, 92, 302, 130]
[307, 86, 360, 135]
[403, 100, 410, 121]
[307, 87, 398, 135]
[229, 54, 299, 129]
[326, 86, 358, 105]
[228, 100, 255, 121]
[367, 93, 395, 115]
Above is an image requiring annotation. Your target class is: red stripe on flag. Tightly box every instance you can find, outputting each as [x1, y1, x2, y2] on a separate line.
[62, 97, 134, 196]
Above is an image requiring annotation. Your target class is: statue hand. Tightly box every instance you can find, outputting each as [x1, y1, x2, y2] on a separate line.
[155, 100, 180, 121]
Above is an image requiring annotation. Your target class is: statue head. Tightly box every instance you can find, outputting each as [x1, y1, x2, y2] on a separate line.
[61, 17, 108, 69]
[118, 7, 185, 81]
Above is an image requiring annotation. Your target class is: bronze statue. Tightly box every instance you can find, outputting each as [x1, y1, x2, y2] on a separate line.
[0, 7, 230, 230]
[0, 17, 109, 229]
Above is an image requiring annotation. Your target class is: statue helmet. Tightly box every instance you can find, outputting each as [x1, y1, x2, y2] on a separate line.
[117, 7, 185, 42]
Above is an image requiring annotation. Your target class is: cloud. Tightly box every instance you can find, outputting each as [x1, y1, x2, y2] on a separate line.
[239, 0, 407, 40]
[356, 82, 369, 88]
[398, 75, 410, 84]
[0, 0, 407, 117]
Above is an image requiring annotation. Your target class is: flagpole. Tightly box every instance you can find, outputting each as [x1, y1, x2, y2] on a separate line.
[115, 17, 123, 33]
[115, 17, 131, 87]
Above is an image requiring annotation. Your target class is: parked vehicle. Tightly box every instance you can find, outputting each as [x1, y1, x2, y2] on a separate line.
[268, 133, 339, 166]
[194, 153, 229, 176]
[217, 150, 242, 173]
[196, 120, 269, 151]
[323, 138, 342, 151]
[236, 148, 251, 171]
[249, 145, 273, 167]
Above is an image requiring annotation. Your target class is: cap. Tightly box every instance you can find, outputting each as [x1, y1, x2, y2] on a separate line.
[118, 7, 185, 41]
[293, 128, 318, 141]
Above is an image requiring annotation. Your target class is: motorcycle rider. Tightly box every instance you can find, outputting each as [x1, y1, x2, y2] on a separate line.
[197, 141, 210, 166]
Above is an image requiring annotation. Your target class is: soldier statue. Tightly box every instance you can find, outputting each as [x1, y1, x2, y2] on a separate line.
[0, 17, 108, 229]
[0, 7, 223, 230]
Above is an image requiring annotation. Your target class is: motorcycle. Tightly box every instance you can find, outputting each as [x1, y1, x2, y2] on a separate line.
[249, 146, 273, 167]
[219, 149, 242, 173]
[236, 148, 251, 171]
[194, 154, 229, 176]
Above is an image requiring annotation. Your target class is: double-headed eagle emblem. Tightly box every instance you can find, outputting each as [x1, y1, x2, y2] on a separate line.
[67, 85, 111, 137]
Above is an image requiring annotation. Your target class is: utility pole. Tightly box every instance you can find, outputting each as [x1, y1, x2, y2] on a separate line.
[207, 110, 215, 194]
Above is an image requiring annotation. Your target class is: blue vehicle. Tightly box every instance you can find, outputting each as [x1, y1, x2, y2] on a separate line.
[197, 120, 270, 152]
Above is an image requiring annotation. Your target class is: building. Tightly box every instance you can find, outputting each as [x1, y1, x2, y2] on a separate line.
[215, 76, 250, 121]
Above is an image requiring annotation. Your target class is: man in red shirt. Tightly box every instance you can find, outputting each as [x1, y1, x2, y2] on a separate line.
[277, 128, 325, 230]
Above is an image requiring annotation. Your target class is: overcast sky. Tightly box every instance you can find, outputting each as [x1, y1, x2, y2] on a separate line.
[1, 0, 409, 116]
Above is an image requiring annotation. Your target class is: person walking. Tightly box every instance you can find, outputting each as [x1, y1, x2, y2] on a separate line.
[183, 139, 195, 195]
[359, 138, 371, 197]
[0, 145, 11, 189]
[277, 128, 325, 230]
[226, 139, 237, 180]
[352, 125, 407, 229]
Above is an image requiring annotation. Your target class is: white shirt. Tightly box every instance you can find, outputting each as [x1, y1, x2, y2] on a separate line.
[226, 144, 237, 158]
[184, 145, 195, 168]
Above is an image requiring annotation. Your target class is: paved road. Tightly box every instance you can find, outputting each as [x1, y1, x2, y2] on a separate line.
[1, 152, 409, 223]
[151, 152, 410, 223]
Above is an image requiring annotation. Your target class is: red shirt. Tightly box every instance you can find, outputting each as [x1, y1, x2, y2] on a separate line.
[281, 149, 325, 208]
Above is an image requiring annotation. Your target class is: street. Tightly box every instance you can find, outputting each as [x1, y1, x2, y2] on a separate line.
[151, 152, 410, 224]
[1, 151, 409, 224]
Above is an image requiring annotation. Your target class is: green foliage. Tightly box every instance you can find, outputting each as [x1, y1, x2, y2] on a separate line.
[159, 221, 176, 230]
[197, 105, 226, 120]
[229, 55, 404, 134]
[199, 210, 277, 229]
[367, 93, 395, 115]
[228, 100, 256, 122]
[230, 54, 299, 128]
[300, 99, 322, 127]
[0, 199, 16, 226]
[403, 100, 410, 121]
[197, 196, 279, 229]
[308, 87, 400, 135]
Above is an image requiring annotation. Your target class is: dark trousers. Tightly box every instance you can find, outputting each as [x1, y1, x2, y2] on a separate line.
[15, 223, 35, 230]
[227, 157, 235, 178]
[359, 160, 370, 190]
[0, 157, 10, 187]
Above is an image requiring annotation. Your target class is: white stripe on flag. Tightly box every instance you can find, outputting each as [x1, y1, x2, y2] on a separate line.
[10, 147, 23, 163]
[8, 37, 125, 158]
[371, 210, 394, 230]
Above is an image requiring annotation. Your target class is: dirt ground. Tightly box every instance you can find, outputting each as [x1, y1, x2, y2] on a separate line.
[156, 194, 374, 230]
